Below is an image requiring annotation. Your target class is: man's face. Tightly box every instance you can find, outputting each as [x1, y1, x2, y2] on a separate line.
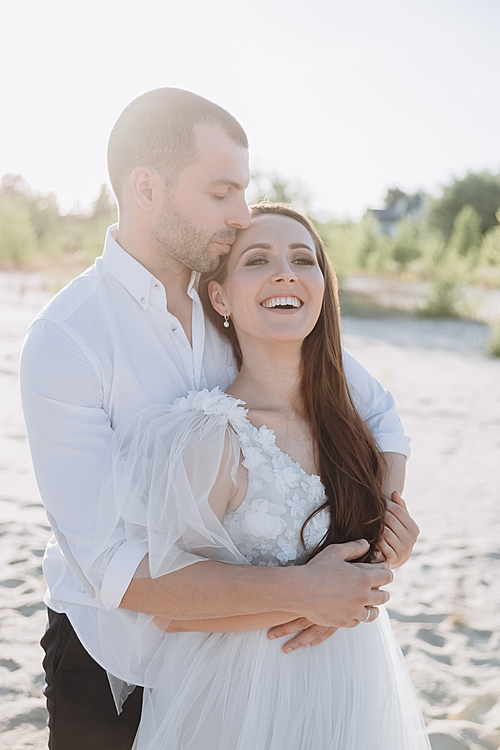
[152, 123, 251, 273]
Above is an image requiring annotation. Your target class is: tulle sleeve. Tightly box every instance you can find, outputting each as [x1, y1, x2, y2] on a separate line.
[94, 388, 250, 580]
[87, 389, 251, 698]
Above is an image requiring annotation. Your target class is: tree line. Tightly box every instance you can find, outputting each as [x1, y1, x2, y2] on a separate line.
[0, 174, 117, 266]
[1, 169, 500, 321]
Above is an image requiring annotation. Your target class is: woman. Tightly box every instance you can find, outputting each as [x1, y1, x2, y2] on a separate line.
[99, 204, 430, 749]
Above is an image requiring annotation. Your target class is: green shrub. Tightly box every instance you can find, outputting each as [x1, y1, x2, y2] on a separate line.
[448, 205, 482, 267]
[0, 197, 38, 262]
[425, 172, 500, 240]
[320, 221, 360, 284]
[356, 215, 379, 269]
[479, 226, 500, 266]
[391, 217, 421, 270]
[488, 321, 500, 357]
[366, 234, 395, 273]
[62, 214, 114, 265]
[421, 246, 464, 317]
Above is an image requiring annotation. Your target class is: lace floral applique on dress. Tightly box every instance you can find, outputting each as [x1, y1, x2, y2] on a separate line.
[168, 387, 328, 568]
[219, 395, 329, 567]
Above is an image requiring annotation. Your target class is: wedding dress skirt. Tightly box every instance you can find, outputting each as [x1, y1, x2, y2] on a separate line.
[94, 389, 430, 749]
[135, 609, 429, 750]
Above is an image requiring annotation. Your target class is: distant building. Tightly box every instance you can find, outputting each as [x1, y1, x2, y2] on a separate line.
[368, 193, 425, 237]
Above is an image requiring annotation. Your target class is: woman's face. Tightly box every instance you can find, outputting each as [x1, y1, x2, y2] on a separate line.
[209, 213, 325, 348]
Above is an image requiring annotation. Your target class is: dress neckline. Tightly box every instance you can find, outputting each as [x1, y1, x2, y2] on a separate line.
[234, 400, 322, 483]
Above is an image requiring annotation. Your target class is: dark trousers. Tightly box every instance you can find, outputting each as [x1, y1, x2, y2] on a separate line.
[41, 608, 143, 750]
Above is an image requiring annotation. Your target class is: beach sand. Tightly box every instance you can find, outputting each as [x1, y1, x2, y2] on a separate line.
[1, 272, 499, 749]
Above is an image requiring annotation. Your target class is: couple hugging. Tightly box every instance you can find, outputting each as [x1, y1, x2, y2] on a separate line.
[21, 88, 430, 749]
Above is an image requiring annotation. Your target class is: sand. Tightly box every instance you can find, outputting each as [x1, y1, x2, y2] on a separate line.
[0, 271, 499, 750]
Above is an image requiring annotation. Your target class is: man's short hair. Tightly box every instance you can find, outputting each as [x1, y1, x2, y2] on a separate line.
[107, 88, 248, 207]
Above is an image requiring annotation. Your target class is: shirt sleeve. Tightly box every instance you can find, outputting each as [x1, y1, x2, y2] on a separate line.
[342, 347, 411, 457]
[20, 318, 148, 610]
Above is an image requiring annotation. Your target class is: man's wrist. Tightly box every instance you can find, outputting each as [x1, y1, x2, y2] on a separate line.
[265, 564, 305, 615]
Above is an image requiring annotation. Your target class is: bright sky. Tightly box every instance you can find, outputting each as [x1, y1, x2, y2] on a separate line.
[1, 0, 498, 219]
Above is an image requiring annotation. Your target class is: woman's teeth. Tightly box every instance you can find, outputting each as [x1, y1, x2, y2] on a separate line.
[261, 297, 302, 309]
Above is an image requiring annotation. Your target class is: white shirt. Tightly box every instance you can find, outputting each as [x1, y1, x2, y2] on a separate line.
[20, 226, 410, 672]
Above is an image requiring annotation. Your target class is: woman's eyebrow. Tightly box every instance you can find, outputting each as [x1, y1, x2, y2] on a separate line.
[241, 243, 272, 255]
[240, 242, 314, 256]
[290, 243, 314, 252]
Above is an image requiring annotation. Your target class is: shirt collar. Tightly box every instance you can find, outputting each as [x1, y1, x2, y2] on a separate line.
[101, 225, 201, 309]
[187, 271, 201, 301]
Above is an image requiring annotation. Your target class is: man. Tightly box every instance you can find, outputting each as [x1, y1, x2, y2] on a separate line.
[20, 88, 415, 749]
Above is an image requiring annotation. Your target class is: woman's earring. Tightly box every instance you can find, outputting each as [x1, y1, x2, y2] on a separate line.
[223, 313, 230, 328]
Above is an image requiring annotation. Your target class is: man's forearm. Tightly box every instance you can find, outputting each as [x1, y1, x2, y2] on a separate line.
[120, 557, 298, 620]
[119, 541, 394, 630]
[380, 452, 406, 499]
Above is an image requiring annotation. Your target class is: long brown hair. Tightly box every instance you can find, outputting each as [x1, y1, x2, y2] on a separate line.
[199, 203, 386, 561]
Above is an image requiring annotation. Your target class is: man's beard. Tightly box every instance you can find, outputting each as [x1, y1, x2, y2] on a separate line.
[152, 205, 236, 274]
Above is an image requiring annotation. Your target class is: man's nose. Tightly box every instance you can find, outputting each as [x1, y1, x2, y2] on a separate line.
[228, 197, 251, 229]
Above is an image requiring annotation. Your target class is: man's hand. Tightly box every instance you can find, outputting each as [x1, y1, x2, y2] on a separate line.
[377, 491, 419, 569]
[267, 539, 390, 652]
[281, 538, 392, 630]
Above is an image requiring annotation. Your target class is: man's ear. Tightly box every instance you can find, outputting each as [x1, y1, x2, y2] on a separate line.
[208, 281, 230, 317]
[129, 167, 163, 213]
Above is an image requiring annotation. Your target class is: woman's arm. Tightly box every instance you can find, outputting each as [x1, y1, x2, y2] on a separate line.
[380, 451, 406, 498]
[153, 611, 301, 634]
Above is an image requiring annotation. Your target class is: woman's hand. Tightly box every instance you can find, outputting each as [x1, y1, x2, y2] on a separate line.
[266, 601, 382, 653]
[267, 618, 338, 653]
[377, 491, 419, 569]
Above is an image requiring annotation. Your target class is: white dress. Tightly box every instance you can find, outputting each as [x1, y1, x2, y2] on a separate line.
[96, 388, 431, 750]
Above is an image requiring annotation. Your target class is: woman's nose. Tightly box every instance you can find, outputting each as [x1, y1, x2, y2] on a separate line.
[273, 266, 298, 283]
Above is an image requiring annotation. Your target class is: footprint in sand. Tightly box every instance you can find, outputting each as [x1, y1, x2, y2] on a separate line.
[428, 719, 500, 750]
[427, 733, 468, 750]
[4, 705, 48, 731]
[387, 609, 447, 624]
[0, 578, 24, 588]
[455, 626, 494, 648]
[471, 657, 500, 667]
[450, 693, 498, 723]
[422, 650, 452, 665]
[15, 602, 46, 617]
[416, 628, 446, 648]
[0, 658, 21, 671]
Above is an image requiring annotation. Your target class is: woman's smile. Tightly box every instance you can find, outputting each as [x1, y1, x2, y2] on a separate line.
[260, 296, 303, 310]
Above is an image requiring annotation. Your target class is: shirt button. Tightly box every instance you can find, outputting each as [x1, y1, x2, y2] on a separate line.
[140, 297, 146, 305]
[154, 283, 160, 290]
[171, 324, 177, 331]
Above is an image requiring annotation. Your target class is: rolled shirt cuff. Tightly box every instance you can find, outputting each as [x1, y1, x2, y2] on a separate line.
[101, 540, 149, 610]
[376, 433, 411, 458]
